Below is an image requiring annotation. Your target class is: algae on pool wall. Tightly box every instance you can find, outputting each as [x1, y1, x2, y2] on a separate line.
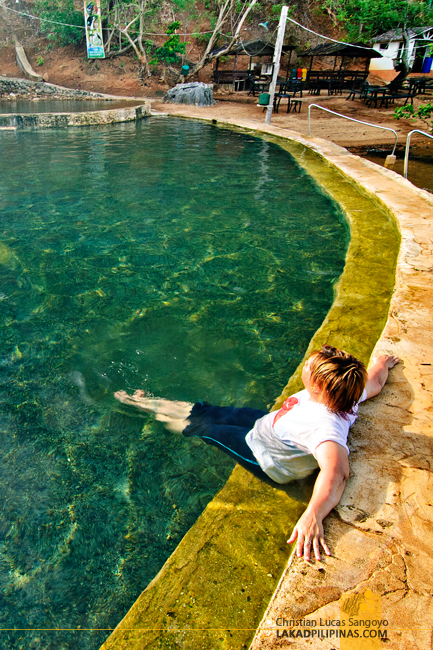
[100, 125, 400, 650]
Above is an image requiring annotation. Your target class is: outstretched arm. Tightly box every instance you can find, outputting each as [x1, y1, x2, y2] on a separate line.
[365, 354, 399, 399]
[287, 441, 349, 561]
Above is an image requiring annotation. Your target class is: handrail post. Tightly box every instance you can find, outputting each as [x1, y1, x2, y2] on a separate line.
[404, 129, 433, 179]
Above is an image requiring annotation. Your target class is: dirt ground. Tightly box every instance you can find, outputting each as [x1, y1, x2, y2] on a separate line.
[1, 39, 432, 153]
[0, 38, 216, 97]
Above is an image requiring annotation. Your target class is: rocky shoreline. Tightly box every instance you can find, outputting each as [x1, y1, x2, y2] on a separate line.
[0, 76, 110, 100]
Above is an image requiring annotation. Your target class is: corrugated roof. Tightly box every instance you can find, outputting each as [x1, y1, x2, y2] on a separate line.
[210, 39, 295, 57]
[372, 26, 433, 43]
[298, 42, 382, 58]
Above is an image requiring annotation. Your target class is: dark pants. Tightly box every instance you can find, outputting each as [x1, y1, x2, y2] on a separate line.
[183, 402, 270, 480]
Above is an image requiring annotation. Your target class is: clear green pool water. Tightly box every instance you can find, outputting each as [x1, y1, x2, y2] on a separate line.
[0, 117, 348, 649]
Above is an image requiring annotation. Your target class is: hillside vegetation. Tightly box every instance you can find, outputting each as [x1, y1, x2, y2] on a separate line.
[1, 0, 432, 87]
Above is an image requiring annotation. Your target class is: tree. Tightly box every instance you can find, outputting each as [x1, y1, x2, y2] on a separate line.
[181, 0, 259, 81]
[171, 0, 200, 63]
[104, 0, 160, 79]
[322, 0, 433, 43]
[151, 20, 186, 81]
[33, 0, 84, 46]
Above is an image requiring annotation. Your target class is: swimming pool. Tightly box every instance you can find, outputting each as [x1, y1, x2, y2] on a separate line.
[0, 117, 348, 649]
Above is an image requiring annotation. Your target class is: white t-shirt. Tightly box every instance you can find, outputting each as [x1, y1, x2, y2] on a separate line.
[245, 388, 367, 484]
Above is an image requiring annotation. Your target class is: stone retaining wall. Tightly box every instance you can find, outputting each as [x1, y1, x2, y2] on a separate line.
[0, 104, 151, 128]
[0, 76, 108, 100]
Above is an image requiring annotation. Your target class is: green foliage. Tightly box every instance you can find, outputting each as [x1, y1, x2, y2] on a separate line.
[271, 4, 295, 14]
[144, 39, 154, 54]
[167, 20, 182, 35]
[151, 21, 187, 66]
[394, 102, 433, 132]
[36, 56, 44, 66]
[191, 9, 218, 44]
[34, 0, 84, 46]
[193, 30, 213, 44]
[171, 0, 198, 16]
[322, 0, 433, 42]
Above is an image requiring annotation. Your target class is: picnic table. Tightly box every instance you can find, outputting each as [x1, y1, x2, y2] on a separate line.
[346, 82, 417, 108]
[247, 75, 271, 97]
[307, 70, 368, 96]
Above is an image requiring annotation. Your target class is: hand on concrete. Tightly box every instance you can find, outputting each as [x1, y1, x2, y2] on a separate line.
[371, 353, 399, 369]
[287, 510, 331, 562]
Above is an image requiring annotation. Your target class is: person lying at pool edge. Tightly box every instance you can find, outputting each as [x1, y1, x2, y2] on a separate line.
[114, 344, 398, 562]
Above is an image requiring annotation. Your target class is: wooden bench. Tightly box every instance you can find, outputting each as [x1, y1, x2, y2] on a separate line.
[379, 87, 417, 108]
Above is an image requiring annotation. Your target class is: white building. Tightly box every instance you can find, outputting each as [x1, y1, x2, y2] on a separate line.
[370, 26, 433, 73]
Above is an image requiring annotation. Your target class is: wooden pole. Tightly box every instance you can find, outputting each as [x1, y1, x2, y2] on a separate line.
[265, 5, 288, 125]
[233, 53, 238, 87]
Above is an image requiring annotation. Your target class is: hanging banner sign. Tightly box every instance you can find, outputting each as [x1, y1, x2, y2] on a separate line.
[84, 0, 105, 59]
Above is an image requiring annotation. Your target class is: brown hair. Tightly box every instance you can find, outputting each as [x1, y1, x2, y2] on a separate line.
[308, 344, 367, 415]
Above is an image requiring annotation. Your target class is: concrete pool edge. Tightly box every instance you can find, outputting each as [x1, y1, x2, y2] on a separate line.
[100, 116, 433, 650]
[0, 103, 151, 128]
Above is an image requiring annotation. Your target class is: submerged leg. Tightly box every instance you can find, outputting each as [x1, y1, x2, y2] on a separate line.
[154, 413, 190, 434]
[114, 390, 193, 420]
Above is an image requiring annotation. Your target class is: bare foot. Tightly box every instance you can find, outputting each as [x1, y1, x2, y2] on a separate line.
[114, 390, 160, 414]
[114, 390, 193, 419]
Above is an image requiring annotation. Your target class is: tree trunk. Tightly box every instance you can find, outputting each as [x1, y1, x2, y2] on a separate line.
[401, 28, 411, 76]
[178, 0, 258, 83]
[120, 11, 151, 79]
[393, 29, 411, 88]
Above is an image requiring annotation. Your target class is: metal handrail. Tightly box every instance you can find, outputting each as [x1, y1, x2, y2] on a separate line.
[404, 129, 433, 179]
[308, 104, 398, 156]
